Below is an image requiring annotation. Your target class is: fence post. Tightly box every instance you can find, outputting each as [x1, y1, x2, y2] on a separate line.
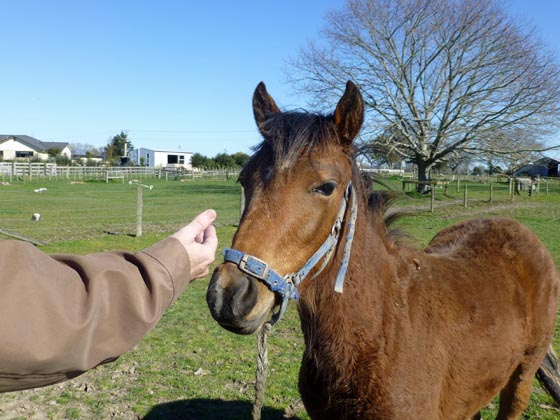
[430, 185, 435, 213]
[463, 184, 468, 208]
[240, 186, 246, 219]
[136, 184, 143, 237]
[510, 177, 515, 201]
[489, 183, 493, 204]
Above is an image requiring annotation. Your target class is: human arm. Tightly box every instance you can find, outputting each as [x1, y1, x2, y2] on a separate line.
[0, 209, 217, 393]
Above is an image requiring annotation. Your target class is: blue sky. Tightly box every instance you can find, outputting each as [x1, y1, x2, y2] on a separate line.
[2, 0, 559, 159]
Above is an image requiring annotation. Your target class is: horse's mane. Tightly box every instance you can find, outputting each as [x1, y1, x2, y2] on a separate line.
[361, 175, 406, 244]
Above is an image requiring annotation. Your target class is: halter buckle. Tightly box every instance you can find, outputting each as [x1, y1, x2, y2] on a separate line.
[238, 254, 270, 280]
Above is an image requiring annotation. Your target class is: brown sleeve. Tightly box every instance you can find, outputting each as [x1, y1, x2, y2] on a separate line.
[0, 237, 191, 392]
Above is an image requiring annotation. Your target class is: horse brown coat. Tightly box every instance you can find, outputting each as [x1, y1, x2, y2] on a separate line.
[207, 81, 559, 419]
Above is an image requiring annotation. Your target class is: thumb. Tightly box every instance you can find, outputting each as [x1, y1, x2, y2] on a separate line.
[184, 209, 217, 239]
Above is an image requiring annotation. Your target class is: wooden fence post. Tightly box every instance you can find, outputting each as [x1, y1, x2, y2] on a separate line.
[136, 184, 143, 237]
[510, 177, 515, 201]
[240, 186, 246, 219]
[463, 184, 468, 208]
[430, 185, 435, 213]
[489, 183, 493, 204]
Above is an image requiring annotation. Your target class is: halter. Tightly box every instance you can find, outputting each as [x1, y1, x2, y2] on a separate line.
[223, 181, 358, 324]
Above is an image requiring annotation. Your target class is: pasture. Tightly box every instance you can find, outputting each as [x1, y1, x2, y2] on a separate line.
[0, 176, 559, 419]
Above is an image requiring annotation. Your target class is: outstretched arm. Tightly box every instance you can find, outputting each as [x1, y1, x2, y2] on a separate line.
[0, 209, 218, 393]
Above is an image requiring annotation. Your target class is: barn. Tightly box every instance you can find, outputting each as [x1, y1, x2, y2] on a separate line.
[515, 157, 560, 178]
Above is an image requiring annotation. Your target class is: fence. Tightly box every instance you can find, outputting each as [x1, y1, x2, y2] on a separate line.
[1, 171, 558, 245]
[0, 178, 242, 245]
[0, 162, 240, 183]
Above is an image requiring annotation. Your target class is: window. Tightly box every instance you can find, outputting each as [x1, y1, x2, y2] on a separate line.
[179, 155, 185, 164]
[167, 154, 178, 164]
[16, 151, 33, 158]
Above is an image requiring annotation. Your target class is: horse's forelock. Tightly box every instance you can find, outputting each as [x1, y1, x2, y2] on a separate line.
[248, 111, 338, 175]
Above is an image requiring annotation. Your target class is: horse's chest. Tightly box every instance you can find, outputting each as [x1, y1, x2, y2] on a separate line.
[298, 356, 392, 420]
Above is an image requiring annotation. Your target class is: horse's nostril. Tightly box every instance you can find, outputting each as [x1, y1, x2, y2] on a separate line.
[206, 264, 259, 323]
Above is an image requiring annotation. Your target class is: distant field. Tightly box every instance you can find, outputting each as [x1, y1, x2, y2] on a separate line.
[0, 177, 559, 419]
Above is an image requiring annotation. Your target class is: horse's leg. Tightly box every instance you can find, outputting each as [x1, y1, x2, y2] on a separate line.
[495, 363, 536, 420]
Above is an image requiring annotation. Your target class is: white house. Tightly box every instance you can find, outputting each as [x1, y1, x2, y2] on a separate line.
[0, 135, 72, 161]
[130, 148, 193, 170]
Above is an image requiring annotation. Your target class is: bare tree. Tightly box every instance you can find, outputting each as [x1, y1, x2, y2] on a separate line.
[288, 0, 560, 191]
[481, 128, 548, 176]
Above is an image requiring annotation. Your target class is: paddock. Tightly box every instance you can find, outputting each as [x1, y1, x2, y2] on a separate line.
[0, 177, 559, 419]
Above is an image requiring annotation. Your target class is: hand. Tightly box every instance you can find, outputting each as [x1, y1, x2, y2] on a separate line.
[171, 209, 218, 280]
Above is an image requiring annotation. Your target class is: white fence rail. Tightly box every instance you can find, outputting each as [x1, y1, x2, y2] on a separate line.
[0, 163, 239, 182]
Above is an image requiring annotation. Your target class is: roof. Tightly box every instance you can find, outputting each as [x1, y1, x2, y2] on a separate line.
[43, 141, 71, 151]
[136, 147, 193, 154]
[0, 135, 70, 152]
[536, 157, 560, 166]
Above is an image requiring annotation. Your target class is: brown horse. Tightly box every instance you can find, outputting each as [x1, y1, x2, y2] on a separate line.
[206, 81, 560, 419]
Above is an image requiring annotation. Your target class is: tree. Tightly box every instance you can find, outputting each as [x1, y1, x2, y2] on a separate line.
[191, 153, 209, 169]
[214, 153, 236, 168]
[105, 131, 133, 163]
[482, 128, 546, 176]
[71, 143, 101, 157]
[231, 152, 250, 168]
[288, 0, 560, 191]
[47, 148, 62, 158]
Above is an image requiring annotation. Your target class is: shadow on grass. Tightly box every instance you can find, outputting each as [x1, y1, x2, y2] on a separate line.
[142, 398, 304, 420]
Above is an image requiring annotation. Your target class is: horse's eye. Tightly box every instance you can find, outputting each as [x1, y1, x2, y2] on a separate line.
[313, 182, 337, 196]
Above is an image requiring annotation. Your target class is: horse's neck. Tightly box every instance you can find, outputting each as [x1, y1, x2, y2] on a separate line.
[298, 200, 394, 364]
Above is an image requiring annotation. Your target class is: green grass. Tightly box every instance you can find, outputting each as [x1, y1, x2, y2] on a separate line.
[0, 177, 559, 419]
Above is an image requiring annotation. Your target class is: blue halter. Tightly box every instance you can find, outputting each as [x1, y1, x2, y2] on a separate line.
[223, 182, 358, 324]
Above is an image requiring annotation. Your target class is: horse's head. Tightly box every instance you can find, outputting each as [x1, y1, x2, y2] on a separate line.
[206, 81, 364, 334]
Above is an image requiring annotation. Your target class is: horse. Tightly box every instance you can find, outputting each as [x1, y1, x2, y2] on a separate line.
[206, 81, 560, 419]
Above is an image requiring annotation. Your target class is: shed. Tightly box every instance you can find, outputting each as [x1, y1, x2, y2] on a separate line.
[130, 147, 193, 170]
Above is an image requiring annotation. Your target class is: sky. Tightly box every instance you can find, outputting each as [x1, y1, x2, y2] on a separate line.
[2, 0, 560, 159]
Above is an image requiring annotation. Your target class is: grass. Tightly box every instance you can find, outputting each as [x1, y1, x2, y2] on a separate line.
[0, 177, 559, 419]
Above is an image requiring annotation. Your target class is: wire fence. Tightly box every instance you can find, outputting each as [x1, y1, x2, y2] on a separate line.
[0, 178, 243, 244]
[1, 173, 559, 245]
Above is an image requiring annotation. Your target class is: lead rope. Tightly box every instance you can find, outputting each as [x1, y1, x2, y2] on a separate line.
[252, 321, 272, 420]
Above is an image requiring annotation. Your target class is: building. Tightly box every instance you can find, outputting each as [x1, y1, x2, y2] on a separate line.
[130, 147, 193, 170]
[515, 157, 560, 178]
[0, 135, 72, 161]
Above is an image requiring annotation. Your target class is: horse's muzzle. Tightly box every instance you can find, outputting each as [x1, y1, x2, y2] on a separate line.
[206, 264, 268, 335]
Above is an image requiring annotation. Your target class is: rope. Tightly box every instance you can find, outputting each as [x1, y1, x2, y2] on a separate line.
[252, 322, 273, 420]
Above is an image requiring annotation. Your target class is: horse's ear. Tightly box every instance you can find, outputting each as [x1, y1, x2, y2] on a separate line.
[333, 81, 364, 145]
[253, 82, 281, 133]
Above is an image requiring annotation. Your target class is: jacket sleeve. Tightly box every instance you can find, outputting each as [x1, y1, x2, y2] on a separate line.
[0, 237, 191, 392]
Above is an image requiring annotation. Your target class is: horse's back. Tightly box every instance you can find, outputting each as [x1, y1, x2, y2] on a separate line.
[424, 217, 558, 331]
[395, 217, 560, 419]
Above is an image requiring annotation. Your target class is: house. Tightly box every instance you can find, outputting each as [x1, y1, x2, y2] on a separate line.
[0, 135, 72, 161]
[130, 147, 193, 170]
[515, 157, 560, 178]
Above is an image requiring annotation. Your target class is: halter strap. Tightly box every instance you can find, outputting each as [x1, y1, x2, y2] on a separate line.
[223, 182, 357, 324]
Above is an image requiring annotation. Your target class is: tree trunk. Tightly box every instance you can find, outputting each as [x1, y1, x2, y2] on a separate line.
[416, 161, 431, 194]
